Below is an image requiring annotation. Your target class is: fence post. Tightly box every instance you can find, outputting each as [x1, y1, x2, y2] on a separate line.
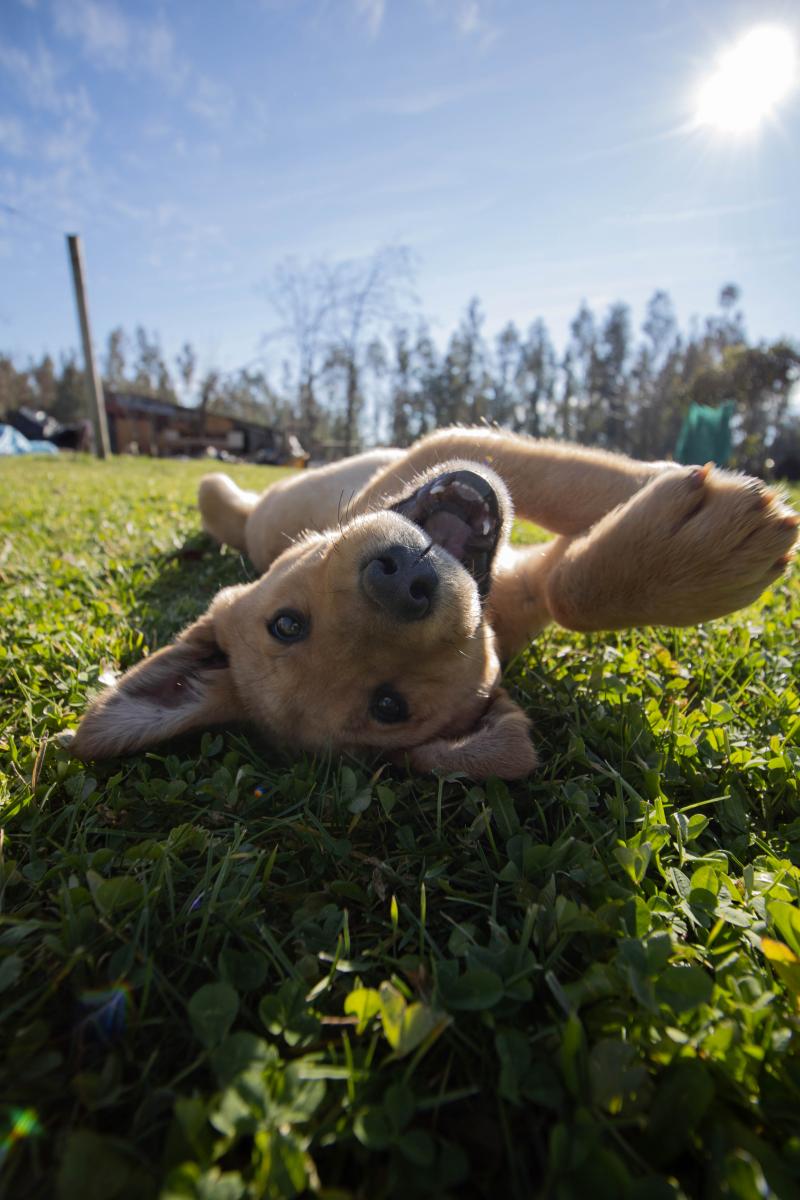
[66, 233, 111, 458]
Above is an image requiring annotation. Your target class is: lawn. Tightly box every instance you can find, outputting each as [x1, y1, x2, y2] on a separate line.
[1, 455, 799, 1200]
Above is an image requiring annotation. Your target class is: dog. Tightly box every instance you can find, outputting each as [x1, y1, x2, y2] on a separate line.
[73, 428, 799, 779]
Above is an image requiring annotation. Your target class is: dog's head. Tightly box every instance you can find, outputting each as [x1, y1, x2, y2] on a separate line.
[72, 463, 537, 779]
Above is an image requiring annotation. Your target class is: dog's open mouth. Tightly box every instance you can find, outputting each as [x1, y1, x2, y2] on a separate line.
[391, 469, 502, 598]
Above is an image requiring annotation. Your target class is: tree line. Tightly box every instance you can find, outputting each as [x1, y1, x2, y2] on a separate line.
[2, 248, 798, 474]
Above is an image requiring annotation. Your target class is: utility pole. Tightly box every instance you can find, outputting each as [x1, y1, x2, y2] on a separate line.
[66, 233, 111, 459]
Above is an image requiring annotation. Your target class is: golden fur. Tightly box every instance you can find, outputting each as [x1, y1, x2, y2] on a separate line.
[73, 428, 798, 779]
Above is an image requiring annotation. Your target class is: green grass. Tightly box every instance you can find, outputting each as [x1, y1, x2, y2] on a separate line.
[1, 455, 800, 1200]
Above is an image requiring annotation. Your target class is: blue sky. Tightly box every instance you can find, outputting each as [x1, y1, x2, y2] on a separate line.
[1, 0, 798, 387]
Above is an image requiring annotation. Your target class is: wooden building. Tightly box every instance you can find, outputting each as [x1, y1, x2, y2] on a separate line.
[104, 391, 305, 463]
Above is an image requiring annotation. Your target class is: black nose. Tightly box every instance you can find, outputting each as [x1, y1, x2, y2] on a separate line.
[361, 543, 439, 621]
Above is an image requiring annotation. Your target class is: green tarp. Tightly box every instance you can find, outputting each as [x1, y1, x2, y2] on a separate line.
[675, 400, 734, 466]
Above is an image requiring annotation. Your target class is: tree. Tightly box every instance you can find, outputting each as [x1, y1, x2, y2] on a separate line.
[364, 337, 388, 445]
[389, 326, 414, 446]
[771, 416, 800, 481]
[131, 327, 175, 399]
[326, 246, 414, 454]
[0, 353, 34, 413]
[596, 303, 632, 450]
[30, 354, 58, 414]
[104, 327, 128, 387]
[53, 353, 87, 423]
[3, 274, 796, 472]
[566, 302, 601, 442]
[198, 368, 222, 413]
[516, 319, 556, 436]
[558, 348, 576, 441]
[642, 290, 677, 364]
[203, 367, 286, 426]
[436, 299, 491, 428]
[687, 340, 800, 472]
[175, 342, 197, 402]
[262, 258, 339, 451]
[492, 322, 521, 428]
[633, 291, 681, 458]
[412, 324, 443, 436]
[263, 247, 414, 453]
[704, 283, 746, 361]
[733, 341, 799, 447]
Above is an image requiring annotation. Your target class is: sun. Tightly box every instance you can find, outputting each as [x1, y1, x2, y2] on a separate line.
[695, 26, 797, 134]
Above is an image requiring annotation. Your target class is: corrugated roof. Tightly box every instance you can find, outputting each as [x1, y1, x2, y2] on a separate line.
[105, 390, 276, 431]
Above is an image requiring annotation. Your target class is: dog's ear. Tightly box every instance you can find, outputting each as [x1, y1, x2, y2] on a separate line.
[71, 606, 241, 760]
[405, 689, 537, 780]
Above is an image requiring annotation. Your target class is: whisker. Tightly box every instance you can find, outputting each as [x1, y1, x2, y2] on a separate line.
[336, 490, 348, 541]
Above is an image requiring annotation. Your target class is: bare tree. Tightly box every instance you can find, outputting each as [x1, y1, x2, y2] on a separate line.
[261, 258, 339, 451]
[175, 342, 198, 403]
[104, 327, 128, 387]
[198, 368, 221, 412]
[131, 326, 175, 400]
[262, 246, 414, 453]
[326, 246, 414, 453]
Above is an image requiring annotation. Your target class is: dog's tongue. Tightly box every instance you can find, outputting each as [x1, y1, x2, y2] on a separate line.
[424, 510, 472, 560]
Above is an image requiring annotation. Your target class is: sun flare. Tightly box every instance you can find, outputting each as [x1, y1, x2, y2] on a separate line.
[695, 25, 797, 134]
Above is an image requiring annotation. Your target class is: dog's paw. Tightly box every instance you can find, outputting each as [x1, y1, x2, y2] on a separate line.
[549, 464, 798, 630]
[654, 465, 797, 616]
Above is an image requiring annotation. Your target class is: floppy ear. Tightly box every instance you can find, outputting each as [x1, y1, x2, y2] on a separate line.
[72, 608, 242, 760]
[406, 690, 537, 780]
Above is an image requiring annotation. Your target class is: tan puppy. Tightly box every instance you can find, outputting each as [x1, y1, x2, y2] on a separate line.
[73, 428, 798, 778]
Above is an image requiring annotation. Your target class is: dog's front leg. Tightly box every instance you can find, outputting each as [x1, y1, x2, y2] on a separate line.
[543, 465, 798, 631]
[487, 541, 569, 658]
[353, 428, 669, 535]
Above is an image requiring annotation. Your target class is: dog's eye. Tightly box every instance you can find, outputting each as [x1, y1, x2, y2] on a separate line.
[267, 610, 309, 643]
[370, 685, 409, 724]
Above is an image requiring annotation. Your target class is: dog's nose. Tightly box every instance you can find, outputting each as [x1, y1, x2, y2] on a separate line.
[361, 544, 439, 620]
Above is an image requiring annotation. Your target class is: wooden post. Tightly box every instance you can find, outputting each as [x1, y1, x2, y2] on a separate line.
[66, 233, 111, 459]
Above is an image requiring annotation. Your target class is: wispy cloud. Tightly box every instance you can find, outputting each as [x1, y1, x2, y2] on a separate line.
[336, 74, 498, 122]
[351, 0, 496, 42]
[187, 76, 235, 127]
[561, 123, 690, 166]
[52, 0, 129, 67]
[607, 200, 780, 226]
[0, 39, 96, 175]
[354, 0, 385, 37]
[139, 17, 184, 84]
[371, 83, 479, 116]
[51, 0, 188, 86]
[0, 39, 94, 120]
[455, 0, 480, 34]
[41, 114, 93, 165]
[50, 0, 233, 129]
[425, 0, 498, 46]
[0, 116, 27, 155]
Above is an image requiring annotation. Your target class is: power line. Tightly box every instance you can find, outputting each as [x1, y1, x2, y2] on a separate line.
[0, 200, 63, 235]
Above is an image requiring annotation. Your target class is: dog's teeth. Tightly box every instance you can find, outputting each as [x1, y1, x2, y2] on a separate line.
[452, 481, 481, 503]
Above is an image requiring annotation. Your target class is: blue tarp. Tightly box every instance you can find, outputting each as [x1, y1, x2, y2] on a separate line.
[0, 424, 59, 456]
